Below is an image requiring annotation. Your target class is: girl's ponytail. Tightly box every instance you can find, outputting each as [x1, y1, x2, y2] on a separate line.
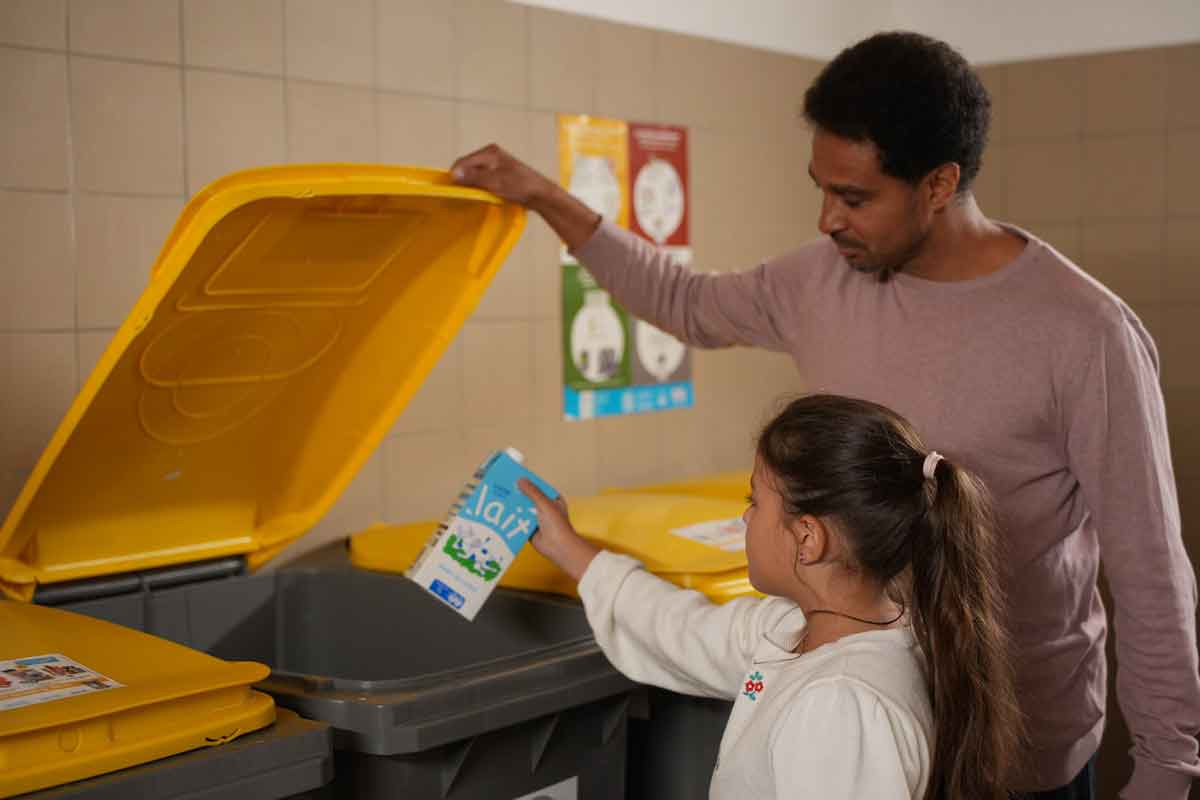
[909, 458, 1024, 800]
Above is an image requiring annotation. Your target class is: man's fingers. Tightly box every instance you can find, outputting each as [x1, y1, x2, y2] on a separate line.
[450, 144, 503, 184]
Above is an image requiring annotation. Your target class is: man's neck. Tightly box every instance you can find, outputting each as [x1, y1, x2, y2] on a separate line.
[903, 194, 1026, 282]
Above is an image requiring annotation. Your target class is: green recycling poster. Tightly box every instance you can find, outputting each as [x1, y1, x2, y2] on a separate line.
[557, 114, 694, 421]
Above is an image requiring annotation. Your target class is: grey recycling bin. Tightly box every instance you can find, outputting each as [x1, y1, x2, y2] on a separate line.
[41, 543, 636, 800]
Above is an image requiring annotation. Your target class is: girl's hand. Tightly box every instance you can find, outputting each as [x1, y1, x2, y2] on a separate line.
[517, 479, 601, 582]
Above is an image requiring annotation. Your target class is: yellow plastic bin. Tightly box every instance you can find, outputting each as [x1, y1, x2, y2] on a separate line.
[350, 488, 758, 800]
[2, 165, 633, 799]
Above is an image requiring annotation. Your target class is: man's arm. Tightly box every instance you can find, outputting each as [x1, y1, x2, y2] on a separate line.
[1064, 309, 1200, 798]
[452, 144, 797, 352]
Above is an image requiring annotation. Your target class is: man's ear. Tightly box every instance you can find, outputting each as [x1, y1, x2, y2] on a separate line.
[925, 162, 961, 211]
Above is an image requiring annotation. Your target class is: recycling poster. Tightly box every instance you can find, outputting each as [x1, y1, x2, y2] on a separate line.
[558, 114, 694, 421]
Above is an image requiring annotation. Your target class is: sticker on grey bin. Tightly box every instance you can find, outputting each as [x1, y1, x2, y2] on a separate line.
[513, 776, 578, 800]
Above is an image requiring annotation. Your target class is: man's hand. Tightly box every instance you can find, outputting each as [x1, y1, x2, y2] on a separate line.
[517, 478, 601, 582]
[450, 144, 601, 251]
[450, 144, 553, 206]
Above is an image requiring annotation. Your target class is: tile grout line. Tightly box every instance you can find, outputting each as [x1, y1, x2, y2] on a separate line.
[64, 0, 81, 389]
[178, 0, 191, 197]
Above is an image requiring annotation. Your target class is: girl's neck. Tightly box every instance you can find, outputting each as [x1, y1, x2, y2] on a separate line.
[791, 574, 905, 654]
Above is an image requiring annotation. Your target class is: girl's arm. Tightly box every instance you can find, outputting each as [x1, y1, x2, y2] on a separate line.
[520, 480, 787, 699]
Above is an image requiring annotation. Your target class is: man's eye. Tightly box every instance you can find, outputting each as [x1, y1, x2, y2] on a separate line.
[844, 197, 864, 209]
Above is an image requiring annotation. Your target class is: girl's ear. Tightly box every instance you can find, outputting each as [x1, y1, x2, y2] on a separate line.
[789, 514, 830, 565]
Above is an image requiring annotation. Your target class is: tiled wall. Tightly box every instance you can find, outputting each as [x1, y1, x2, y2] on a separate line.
[0, 0, 817, 561]
[974, 44, 1200, 800]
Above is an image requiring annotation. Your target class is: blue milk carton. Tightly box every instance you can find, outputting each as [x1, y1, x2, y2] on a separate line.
[406, 447, 559, 620]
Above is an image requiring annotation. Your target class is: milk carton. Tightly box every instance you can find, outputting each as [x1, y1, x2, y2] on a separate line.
[406, 447, 558, 620]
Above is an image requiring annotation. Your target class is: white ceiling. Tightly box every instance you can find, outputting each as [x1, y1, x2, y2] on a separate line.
[513, 0, 1200, 64]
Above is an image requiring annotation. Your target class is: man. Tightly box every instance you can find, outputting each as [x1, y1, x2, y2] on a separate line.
[450, 31, 1199, 799]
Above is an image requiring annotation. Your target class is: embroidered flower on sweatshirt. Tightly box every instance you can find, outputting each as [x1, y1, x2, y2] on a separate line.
[742, 671, 765, 701]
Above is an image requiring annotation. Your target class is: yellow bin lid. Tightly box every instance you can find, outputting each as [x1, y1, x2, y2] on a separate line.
[0, 602, 276, 796]
[350, 492, 762, 603]
[0, 165, 524, 602]
[603, 470, 752, 503]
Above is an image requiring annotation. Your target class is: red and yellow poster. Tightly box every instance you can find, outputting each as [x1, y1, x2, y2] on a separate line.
[558, 115, 693, 421]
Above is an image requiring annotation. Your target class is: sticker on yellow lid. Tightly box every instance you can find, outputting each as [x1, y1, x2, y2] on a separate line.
[0, 654, 123, 711]
[669, 518, 746, 552]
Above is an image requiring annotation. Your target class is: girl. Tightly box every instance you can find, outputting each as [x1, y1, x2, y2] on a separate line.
[519, 394, 1022, 799]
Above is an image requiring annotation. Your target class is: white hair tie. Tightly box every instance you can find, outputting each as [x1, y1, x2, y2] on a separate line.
[922, 451, 944, 481]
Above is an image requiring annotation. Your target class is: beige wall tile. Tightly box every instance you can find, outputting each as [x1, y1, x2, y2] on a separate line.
[76, 328, 114, 387]
[0, 0, 65, 48]
[461, 320, 532, 421]
[975, 64, 1010, 144]
[75, 194, 181, 328]
[592, 19, 655, 123]
[1084, 49, 1169, 135]
[1082, 135, 1166, 219]
[0, 48, 68, 190]
[529, 7, 594, 113]
[1010, 221, 1082, 264]
[266, 448, 384, 569]
[1167, 130, 1200, 217]
[69, 0, 179, 63]
[1006, 57, 1085, 140]
[596, 411, 664, 489]
[473, 225, 533, 320]
[0, 332, 77, 518]
[1166, 219, 1200, 303]
[456, 101, 532, 169]
[656, 407, 720, 480]
[527, 418, 598, 498]
[71, 57, 183, 194]
[186, 71, 285, 193]
[531, 317, 562, 422]
[376, 0, 454, 97]
[463, 418, 533, 470]
[1166, 44, 1200, 130]
[286, 81, 377, 163]
[377, 92, 456, 169]
[1080, 221, 1164, 306]
[1160, 307, 1200, 389]
[751, 50, 818, 140]
[655, 31, 742, 132]
[454, 0, 527, 107]
[526, 109, 556, 186]
[973, 142, 1011, 220]
[1000, 139, 1081, 222]
[382, 428, 472, 522]
[183, 0, 282, 75]
[284, 0, 372, 86]
[528, 218, 561, 320]
[0, 191, 72, 329]
[390, 335, 462, 435]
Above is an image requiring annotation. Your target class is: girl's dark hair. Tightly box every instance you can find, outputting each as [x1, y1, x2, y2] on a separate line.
[757, 394, 1022, 800]
[803, 31, 991, 192]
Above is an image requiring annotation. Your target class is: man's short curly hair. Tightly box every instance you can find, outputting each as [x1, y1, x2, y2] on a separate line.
[803, 32, 991, 192]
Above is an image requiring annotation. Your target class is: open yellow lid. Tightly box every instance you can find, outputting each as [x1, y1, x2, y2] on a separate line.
[0, 165, 525, 601]
[350, 491, 761, 603]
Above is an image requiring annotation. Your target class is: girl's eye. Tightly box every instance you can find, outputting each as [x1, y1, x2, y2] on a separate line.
[744, 493, 755, 506]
